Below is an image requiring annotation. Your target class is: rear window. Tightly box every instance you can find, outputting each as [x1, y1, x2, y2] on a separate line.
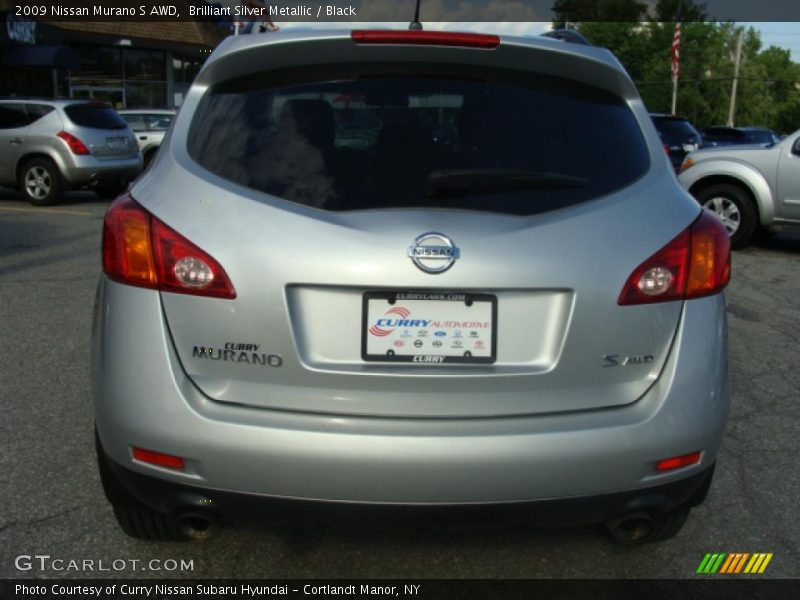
[146, 115, 173, 131]
[188, 65, 649, 216]
[120, 113, 147, 130]
[652, 118, 699, 142]
[704, 128, 745, 142]
[745, 130, 774, 144]
[64, 105, 127, 130]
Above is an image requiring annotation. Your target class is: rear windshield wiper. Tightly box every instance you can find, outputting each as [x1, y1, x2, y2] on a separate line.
[426, 169, 588, 199]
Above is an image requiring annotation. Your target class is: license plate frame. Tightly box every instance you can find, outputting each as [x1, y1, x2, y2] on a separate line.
[361, 291, 497, 364]
[106, 137, 127, 150]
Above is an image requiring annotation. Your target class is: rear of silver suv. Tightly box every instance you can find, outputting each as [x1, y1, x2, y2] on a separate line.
[92, 30, 731, 544]
[0, 99, 141, 205]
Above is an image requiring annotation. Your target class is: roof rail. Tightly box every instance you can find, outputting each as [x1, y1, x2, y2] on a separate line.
[541, 29, 592, 46]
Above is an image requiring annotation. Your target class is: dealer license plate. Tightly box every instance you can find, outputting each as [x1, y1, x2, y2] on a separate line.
[362, 291, 496, 364]
[106, 137, 128, 150]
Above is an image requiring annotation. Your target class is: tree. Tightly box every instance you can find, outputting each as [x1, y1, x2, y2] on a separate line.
[558, 7, 800, 131]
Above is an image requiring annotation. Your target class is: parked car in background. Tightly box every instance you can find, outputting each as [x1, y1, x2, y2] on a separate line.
[0, 99, 141, 205]
[94, 29, 731, 545]
[650, 114, 702, 172]
[702, 126, 780, 148]
[679, 128, 800, 248]
[118, 109, 176, 167]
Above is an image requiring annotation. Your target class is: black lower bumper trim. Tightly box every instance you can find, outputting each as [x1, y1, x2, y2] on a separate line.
[99, 442, 715, 529]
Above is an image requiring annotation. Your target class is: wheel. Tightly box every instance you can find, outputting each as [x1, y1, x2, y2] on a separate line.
[19, 157, 63, 206]
[695, 183, 757, 249]
[646, 504, 691, 543]
[95, 433, 185, 541]
[112, 505, 185, 542]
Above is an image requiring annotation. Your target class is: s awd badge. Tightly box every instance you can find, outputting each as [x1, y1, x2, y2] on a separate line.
[603, 354, 654, 367]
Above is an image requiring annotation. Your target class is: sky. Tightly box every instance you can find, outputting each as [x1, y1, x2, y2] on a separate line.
[744, 22, 800, 63]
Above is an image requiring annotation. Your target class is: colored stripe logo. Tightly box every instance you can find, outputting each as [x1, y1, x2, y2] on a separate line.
[697, 553, 773, 574]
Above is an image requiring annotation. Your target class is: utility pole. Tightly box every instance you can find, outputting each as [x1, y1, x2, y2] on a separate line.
[670, 0, 683, 116]
[727, 28, 745, 127]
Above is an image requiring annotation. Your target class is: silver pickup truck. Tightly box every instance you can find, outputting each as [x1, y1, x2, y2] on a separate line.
[678, 129, 800, 248]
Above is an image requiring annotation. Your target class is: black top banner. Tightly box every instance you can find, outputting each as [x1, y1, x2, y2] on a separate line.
[4, 0, 800, 23]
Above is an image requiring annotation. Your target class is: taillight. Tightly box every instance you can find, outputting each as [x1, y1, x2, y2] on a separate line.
[663, 143, 671, 156]
[351, 30, 500, 49]
[103, 195, 236, 299]
[57, 130, 90, 155]
[618, 211, 730, 305]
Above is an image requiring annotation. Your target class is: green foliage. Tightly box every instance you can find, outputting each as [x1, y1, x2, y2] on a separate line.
[560, 1, 800, 133]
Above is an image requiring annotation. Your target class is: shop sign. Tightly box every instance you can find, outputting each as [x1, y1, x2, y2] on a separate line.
[6, 14, 37, 44]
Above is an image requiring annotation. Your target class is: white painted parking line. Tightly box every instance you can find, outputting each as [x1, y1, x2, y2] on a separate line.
[0, 206, 93, 217]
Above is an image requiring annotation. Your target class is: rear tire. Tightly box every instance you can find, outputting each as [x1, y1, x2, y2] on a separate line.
[646, 504, 692, 543]
[112, 505, 184, 542]
[19, 157, 63, 206]
[695, 183, 757, 249]
[95, 432, 185, 541]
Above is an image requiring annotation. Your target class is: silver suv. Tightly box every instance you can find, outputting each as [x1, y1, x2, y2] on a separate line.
[678, 129, 800, 248]
[0, 99, 141, 205]
[93, 29, 731, 544]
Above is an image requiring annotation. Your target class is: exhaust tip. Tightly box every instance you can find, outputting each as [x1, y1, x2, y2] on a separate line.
[605, 512, 655, 544]
[176, 512, 217, 541]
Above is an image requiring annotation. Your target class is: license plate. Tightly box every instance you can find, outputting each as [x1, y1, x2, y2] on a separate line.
[106, 137, 127, 150]
[362, 291, 496, 364]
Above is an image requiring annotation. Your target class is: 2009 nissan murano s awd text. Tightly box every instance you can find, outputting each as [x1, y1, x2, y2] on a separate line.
[92, 28, 731, 544]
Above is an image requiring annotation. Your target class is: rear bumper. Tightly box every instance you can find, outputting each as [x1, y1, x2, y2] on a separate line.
[92, 278, 730, 505]
[61, 155, 142, 186]
[99, 437, 715, 525]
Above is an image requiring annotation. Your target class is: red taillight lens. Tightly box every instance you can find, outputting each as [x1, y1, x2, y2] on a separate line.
[57, 130, 90, 155]
[663, 143, 671, 156]
[133, 447, 185, 470]
[103, 195, 236, 299]
[351, 30, 500, 49]
[618, 211, 730, 305]
[656, 451, 702, 472]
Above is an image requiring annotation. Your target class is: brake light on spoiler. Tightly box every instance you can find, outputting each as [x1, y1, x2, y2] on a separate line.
[351, 30, 500, 49]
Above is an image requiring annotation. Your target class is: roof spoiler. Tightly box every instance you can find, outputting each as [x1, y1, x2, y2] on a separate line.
[541, 29, 592, 46]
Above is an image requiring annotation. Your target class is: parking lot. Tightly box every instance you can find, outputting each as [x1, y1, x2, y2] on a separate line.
[0, 188, 798, 580]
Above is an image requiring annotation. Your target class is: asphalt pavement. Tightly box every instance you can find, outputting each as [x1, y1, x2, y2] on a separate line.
[1, 188, 798, 579]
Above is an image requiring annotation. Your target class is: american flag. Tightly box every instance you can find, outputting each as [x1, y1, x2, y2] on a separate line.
[236, 0, 279, 35]
[671, 21, 681, 81]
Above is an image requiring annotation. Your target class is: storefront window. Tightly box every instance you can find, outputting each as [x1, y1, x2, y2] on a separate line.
[124, 81, 167, 108]
[68, 43, 167, 108]
[72, 44, 122, 78]
[172, 55, 204, 107]
[123, 48, 165, 81]
[173, 55, 202, 85]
